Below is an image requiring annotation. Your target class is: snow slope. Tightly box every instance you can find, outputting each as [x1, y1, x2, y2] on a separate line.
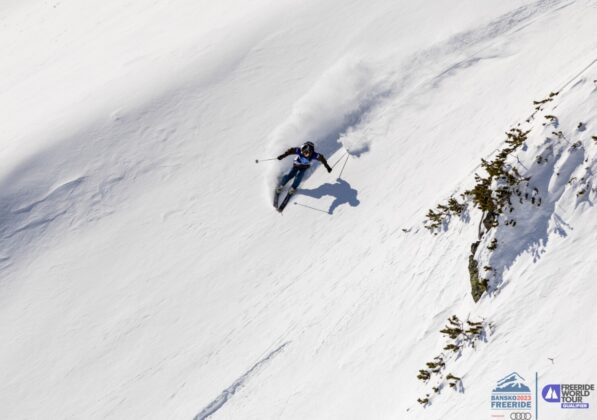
[1, 0, 596, 419]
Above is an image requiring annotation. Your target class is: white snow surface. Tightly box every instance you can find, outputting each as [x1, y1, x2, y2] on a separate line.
[1, 0, 597, 419]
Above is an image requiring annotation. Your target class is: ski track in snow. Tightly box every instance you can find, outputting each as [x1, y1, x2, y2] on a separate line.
[193, 342, 290, 420]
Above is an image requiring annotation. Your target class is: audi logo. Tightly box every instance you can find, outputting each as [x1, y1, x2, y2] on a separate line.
[510, 413, 532, 420]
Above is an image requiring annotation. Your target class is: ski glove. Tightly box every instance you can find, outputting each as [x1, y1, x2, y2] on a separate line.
[326, 166, 332, 173]
[277, 155, 284, 160]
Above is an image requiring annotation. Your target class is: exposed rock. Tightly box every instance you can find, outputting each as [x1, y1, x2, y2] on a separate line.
[468, 241, 486, 302]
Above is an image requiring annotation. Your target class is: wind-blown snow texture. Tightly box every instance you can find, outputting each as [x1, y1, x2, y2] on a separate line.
[1, 0, 596, 419]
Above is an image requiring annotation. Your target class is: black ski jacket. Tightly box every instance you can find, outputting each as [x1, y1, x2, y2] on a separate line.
[278, 147, 332, 172]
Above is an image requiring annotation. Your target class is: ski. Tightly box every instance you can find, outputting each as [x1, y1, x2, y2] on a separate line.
[273, 190, 280, 209]
[277, 189, 295, 212]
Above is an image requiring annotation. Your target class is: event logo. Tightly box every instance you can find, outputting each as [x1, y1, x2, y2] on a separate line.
[491, 372, 533, 415]
[542, 384, 561, 403]
[541, 383, 593, 409]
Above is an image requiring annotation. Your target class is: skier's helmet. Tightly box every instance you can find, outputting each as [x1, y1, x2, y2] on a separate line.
[301, 141, 315, 155]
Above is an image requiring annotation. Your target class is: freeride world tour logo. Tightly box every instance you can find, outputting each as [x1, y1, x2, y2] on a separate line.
[543, 384, 560, 402]
[490, 372, 533, 418]
[542, 383, 594, 409]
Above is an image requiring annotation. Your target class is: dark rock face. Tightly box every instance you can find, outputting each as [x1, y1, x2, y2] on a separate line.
[468, 241, 486, 302]
[482, 211, 497, 232]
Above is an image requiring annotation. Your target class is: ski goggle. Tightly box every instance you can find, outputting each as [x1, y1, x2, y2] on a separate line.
[301, 146, 312, 154]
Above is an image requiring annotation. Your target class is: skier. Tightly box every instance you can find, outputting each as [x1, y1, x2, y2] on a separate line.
[274, 141, 332, 211]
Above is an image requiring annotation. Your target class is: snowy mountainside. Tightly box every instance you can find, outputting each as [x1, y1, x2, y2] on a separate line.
[1, 0, 597, 419]
[417, 74, 597, 416]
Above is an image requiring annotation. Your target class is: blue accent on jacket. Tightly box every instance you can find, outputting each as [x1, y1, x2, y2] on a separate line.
[291, 147, 321, 169]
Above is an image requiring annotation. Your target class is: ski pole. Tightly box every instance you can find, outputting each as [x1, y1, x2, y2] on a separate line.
[338, 152, 350, 179]
[255, 158, 278, 164]
[330, 150, 349, 169]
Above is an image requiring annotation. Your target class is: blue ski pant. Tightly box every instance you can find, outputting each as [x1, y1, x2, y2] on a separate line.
[280, 166, 307, 189]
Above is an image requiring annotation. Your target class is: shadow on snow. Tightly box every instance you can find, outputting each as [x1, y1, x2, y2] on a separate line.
[296, 178, 360, 215]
